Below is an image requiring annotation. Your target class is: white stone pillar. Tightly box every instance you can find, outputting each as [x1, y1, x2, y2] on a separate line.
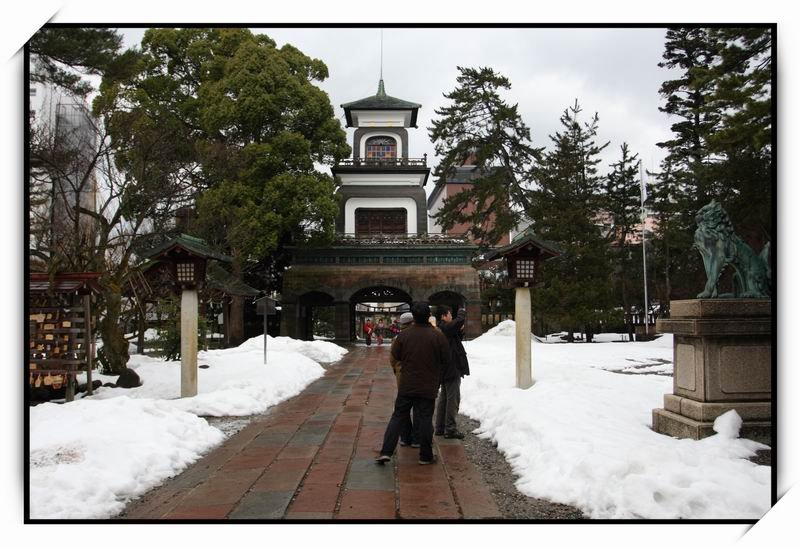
[181, 288, 198, 398]
[515, 287, 533, 389]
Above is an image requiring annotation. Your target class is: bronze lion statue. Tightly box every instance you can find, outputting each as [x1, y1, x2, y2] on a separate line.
[694, 200, 771, 299]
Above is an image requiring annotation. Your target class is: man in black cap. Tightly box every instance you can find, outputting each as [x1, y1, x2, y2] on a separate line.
[376, 302, 449, 465]
[434, 305, 470, 439]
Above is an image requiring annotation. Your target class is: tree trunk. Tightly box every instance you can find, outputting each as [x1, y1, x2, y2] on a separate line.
[98, 283, 129, 375]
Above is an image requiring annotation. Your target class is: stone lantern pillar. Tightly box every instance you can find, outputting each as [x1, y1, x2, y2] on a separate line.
[484, 229, 561, 389]
[145, 234, 232, 398]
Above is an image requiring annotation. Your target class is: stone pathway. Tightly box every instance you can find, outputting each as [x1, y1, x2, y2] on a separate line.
[121, 345, 501, 520]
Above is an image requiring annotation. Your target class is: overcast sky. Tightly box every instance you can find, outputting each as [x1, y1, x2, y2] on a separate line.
[120, 27, 679, 193]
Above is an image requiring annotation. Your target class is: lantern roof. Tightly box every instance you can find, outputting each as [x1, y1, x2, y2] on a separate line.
[206, 261, 260, 297]
[484, 228, 562, 261]
[143, 234, 232, 263]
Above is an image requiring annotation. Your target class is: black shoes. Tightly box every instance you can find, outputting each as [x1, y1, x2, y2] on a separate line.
[434, 430, 444, 436]
[418, 456, 438, 465]
[375, 454, 391, 464]
[444, 431, 465, 439]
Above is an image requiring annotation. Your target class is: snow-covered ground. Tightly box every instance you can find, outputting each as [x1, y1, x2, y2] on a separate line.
[29, 335, 347, 519]
[461, 320, 770, 519]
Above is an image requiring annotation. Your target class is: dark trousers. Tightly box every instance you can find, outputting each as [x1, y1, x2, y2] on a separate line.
[380, 395, 435, 461]
[435, 376, 461, 434]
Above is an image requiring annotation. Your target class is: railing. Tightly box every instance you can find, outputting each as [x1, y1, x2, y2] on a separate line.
[332, 232, 472, 246]
[336, 155, 427, 168]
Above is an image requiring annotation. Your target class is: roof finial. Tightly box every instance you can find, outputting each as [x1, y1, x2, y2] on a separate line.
[377, 29, 386, 96]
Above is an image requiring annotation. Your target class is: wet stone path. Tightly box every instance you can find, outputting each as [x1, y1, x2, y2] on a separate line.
[121, 345, 501, 520]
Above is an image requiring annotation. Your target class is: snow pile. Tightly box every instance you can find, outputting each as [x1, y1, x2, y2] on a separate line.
[237, 334, 349, 364]
[461, 322, 770, 519]
[713, 409, 743, 439]
[30, 334, 346, 519]
[30, 397, 225, 519]
[485, 319, 516, 337]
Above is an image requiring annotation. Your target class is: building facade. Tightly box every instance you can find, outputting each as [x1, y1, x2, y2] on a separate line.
[427, 162, 511, 247]
[280, 80, 482, 342]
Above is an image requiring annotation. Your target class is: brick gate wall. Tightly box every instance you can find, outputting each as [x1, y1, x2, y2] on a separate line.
[281, 264, 482, 341]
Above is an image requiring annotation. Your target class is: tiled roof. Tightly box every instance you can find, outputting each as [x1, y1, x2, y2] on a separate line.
[143, 234, 232, 262]
[341, 79, 421, 111]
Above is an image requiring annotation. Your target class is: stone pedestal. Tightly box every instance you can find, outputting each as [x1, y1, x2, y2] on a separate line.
[652, 299, 772, 444]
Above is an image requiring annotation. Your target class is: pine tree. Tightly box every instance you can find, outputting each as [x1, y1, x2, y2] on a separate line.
[604, 143, 641, 319]
[706, 27, 773, 247]
[429, 66, 542, 246]
[652, 27, 772, 301]
[528, 100, 613, 342]
[29, 27, 124, 96]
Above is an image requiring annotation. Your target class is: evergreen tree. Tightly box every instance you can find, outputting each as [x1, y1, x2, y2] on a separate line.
[528, 100, 613, 342]
[652, 27, 772, 302]
[653, 27, 724, 299]
[103, 28, 350, 345]
[29, 27, 125, 96]
[706, 27, 773, 247]
[429, 66, 542, 246]
[604, 143, 642, 318]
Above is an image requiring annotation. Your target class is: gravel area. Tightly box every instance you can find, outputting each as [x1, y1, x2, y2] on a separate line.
[458, 415, 586, 519]
[749, 449, 772, 466]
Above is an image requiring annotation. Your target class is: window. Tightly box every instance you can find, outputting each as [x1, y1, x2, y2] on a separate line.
[365, 136, 397, 161]
[515, 259, 535, 279]
[355, 208, 407, 236]
[176, 262, 195, 283]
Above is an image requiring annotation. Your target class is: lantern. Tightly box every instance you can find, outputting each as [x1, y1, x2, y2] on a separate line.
[485, 228, 561, 287]
[144, 234, 231, 397]
[484, 228, 561, 389]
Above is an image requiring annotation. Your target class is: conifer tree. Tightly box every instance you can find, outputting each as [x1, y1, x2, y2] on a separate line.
[604, 143, 641, 318]
[652, 26, 772, 301]
[29, 27, 124, 96]
[528, 100, 613, 342]
[429, 66, 542, 246]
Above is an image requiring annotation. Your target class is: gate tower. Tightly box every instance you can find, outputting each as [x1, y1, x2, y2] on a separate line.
[281, 80, 481, 343]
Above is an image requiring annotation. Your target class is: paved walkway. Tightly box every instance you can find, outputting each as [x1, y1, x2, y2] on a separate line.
[122, 345, 501, 520]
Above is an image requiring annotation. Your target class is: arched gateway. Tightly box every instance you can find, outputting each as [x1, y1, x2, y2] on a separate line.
[280, 79, 482, 343]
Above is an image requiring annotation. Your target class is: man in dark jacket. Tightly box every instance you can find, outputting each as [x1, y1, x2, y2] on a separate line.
[376, 302, 450, 465]
[434, 305, 470, 439]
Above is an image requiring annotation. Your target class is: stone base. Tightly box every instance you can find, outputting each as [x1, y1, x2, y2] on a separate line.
[652, 408, 771, 445]
[662, 394, 771, 422]
[652, 299, 772, 444]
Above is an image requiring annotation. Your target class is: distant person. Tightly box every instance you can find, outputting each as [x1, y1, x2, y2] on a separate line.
[434, 305, 470, 439]
[376, 318, 386, 345]
[376, 302, 449, 465]
[363, 319, 373, 346]
[389, 312, 416, 446]
[389, 318, 400, 338]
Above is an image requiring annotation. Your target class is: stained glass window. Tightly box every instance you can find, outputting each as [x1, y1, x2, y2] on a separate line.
[365, 136, 397, 160]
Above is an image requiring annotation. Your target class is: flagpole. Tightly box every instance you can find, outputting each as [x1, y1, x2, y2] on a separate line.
[640, 162, 649, 337]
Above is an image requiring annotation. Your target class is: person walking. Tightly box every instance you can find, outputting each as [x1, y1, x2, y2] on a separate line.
[376, 318, 385, 345]
[434, 305, 470, 439]
[363, 319, 373, 346]
[389, 312, 416, 447]
[376, 302, 449, 465]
